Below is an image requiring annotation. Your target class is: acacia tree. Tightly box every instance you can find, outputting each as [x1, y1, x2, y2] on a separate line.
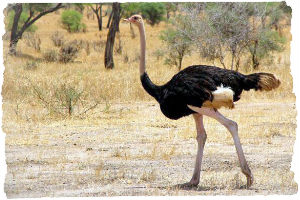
[90, 3, 108, 31]
[160, 15, 192, 71]
[165, 2, 178, 20]
[8, 3, 63, 55]
[104, 2, 121, 69]
[179, 2, 286, 70]
[246, 2, 287, 69]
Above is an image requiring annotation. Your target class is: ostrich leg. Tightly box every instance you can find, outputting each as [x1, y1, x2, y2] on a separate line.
[188, 114, 207, 186]
[188, 105, 253, 188]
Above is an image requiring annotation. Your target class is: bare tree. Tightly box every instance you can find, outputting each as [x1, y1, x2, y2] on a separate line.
[8, 3, 64, 55]
[104, 3, 121, 69]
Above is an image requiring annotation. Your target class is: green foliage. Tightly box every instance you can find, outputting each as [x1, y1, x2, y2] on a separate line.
[25, 3, 54, 12]
[30, 80, 99, 117]
[248, 29, 285, 67]
[55, 84, 83, 116]
[165, 3, 178, 19]
[61, 10, 85, 32]
[180, 2, 288, 70]
[122, 2, 166, 25]
[121, 3, 141, 18]
[160, 16, 192, 70]
[6, 10, 37, 32]
[139, 3, 166, 26]
[73, 3, 85, 13]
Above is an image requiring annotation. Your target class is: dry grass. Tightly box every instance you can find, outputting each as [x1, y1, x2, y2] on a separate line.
[2, 8, 297, 197]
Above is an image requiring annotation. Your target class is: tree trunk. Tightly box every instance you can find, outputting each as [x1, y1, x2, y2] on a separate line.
[9, 3, 63, 56]
[9, 4, 22, 55]
[230, 52, 234, 70]
[99, 4, 103, 31]
[96, 14, 101, 31]
[178, 57, 182, 71]
[252, 40, 260, 69]
[104, 3, 121, 69]
[106, 11, 113, 28]
[91, 4, 103, 31]
[167, 11, 170, 20]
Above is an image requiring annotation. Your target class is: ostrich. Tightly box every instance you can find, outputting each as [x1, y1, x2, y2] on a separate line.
[124, 15, 280, 189]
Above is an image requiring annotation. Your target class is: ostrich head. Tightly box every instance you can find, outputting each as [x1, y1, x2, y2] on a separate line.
[123, 15, 143, 26]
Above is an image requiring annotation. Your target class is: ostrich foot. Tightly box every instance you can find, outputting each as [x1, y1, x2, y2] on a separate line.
[176, 180, 199, 189]
[246, 174, 254, 189]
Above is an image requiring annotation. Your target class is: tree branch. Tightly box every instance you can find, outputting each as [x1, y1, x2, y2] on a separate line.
[23, 6, 34, 27]
[17, 3, 64, 39]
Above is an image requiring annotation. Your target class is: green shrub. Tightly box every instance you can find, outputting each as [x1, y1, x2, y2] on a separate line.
[6, 10, 37, 32]
[61, 10, 85, 32]
[121, 3, 166, 26]
[121, 3, 141, 18]
[160, 16, 192, 70]
[139, 3, 166, 26]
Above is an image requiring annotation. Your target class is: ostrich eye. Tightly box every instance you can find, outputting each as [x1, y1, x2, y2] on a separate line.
[133, 16, 138, 20]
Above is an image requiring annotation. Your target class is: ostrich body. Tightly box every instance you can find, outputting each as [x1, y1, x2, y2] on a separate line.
[125, 15, 280, 188]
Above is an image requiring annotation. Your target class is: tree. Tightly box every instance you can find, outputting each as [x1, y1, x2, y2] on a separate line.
[7, 3, 64, 55]
[160, 15, 192, 70]
[89, 3, 107, 31]
[165, 3, 178, 20]
[121, 3, 141, 18]
[121, 3, 166, 26]
[139, 3, 166, 26]
[104, 3, 121, 69]
[179, 2, 286, 70]
[246, 3, 286, 69]
[73, 3, 85, 14]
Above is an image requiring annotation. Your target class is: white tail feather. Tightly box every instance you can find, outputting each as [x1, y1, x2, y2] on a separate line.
[203, 85, 235, 109]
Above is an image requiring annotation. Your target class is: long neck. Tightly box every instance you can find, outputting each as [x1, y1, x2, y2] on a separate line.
[138, 22, 146, 75]
[138, 21, 162, 101]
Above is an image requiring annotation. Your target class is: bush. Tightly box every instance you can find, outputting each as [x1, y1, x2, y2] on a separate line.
[121, 3, 166, 26]
[92, 40, 106, 52]
[59, 40, 80, 63]
[30, 81, 99, 117]
[160, 16, 192, 70]
[152, 49, 165, 61]
[23, 33, 41, 52]
[121, 3, 141, 18]
[43, 49, 58, 62]
[139, 3, 166, 26]
[61, 10, 85, 32]
[6, 10, 37, 32]
[24, 61, 38, 70]
[51, 31, 65, 47]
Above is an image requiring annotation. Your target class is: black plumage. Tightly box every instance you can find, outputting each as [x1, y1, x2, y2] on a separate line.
[141, 65, 280, 120]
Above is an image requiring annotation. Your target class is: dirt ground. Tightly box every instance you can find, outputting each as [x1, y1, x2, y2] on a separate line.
[4, 102, 298, 197]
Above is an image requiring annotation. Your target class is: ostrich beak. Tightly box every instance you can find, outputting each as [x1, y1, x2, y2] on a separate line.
[123, 18, 130, 23]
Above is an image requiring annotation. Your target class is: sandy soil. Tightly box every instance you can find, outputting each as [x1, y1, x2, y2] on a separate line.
[4, 102, 298, 197]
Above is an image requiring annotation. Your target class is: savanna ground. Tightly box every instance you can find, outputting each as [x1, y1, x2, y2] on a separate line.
[2, 7, 298, 197]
